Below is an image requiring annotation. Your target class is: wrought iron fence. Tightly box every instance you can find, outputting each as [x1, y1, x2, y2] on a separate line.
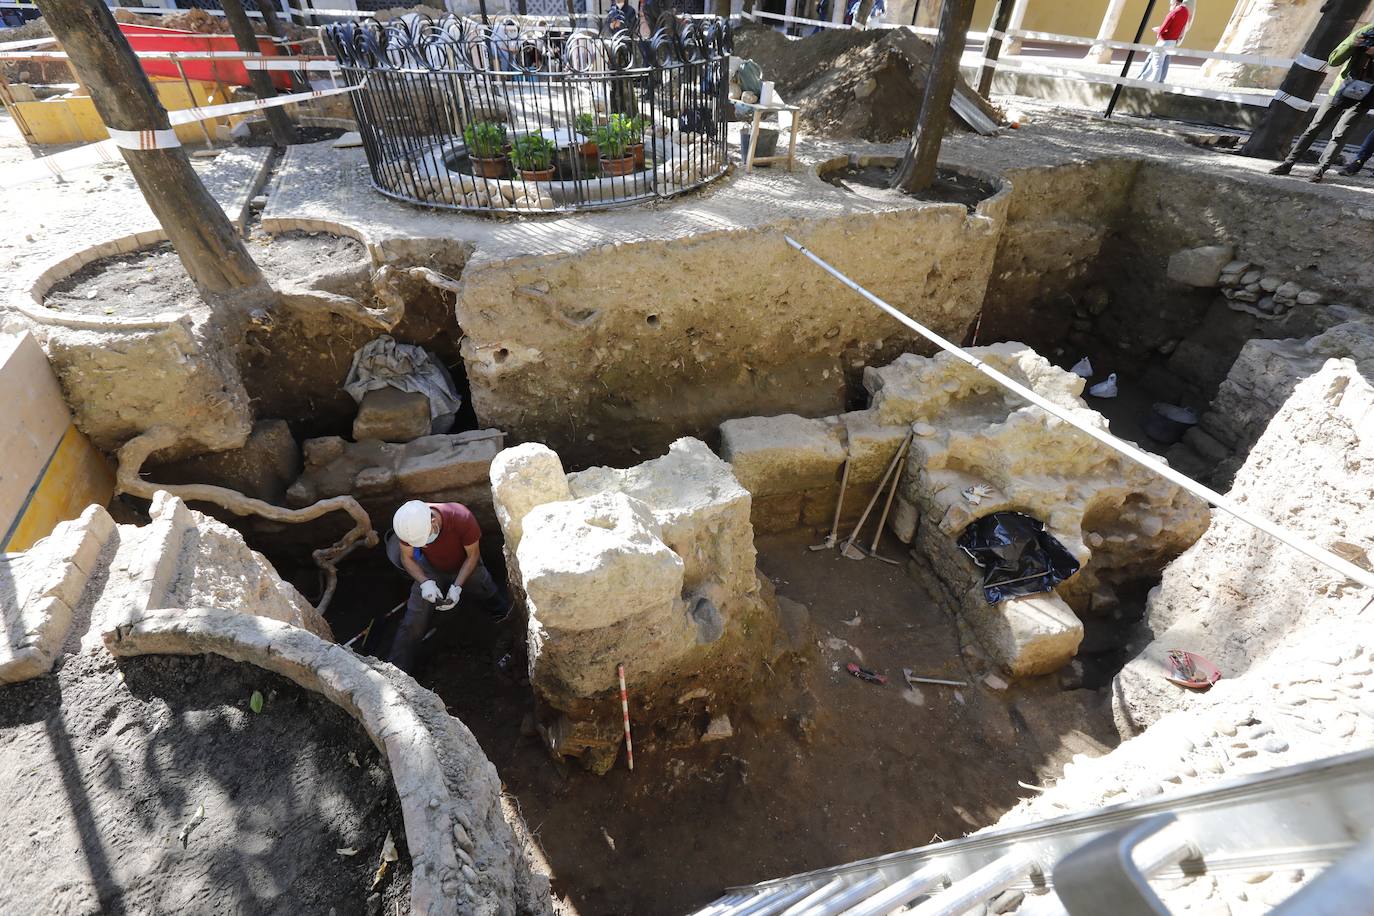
[323, 13, 731, 214]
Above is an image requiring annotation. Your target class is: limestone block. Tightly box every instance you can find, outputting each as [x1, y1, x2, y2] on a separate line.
[864, 343, 1085, 428]
[840, 409, 910, 487]
[719, 414, 845, 497]
[567, 438, 754, 595]
[1166, 245, 1235, 287]
[396, 435, 501, 494]
[965, 592, 1084, 677]
[147, 418, 301, 503]
[353, 387, 432, 443]
[750, 492, 804, 533]
[489, 442, 571, 547]
[288, 431, 504, 532]
[518, 492, 691, 704]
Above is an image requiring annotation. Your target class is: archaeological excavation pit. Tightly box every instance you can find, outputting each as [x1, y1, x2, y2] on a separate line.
[4, 11, 1374, 912]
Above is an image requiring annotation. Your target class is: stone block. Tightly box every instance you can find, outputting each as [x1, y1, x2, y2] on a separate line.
[148, 419, 300, 503]
[719, 414, 845, 497]
[800, 486, 839, 529]
[1166, 245, 1234, 288]
[396, 435, 502, 494]
[567, 438, 754, 595]
[518, 492, 691, 703]
[1183, 427, 1231, 464]
[489, 442, 571, 548]
[353, 387, 432, 443]
[966, 592, 1084, 677]
[750, 491, 803, 533]
[840, 410, 909, 487]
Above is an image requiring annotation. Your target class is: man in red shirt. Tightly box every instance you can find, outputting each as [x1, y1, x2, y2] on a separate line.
[1137, 0, 1189, 83]
[384, 499, 509, 672]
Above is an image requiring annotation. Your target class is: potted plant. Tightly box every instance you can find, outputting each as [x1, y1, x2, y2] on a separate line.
[595, 116, 637, 177]
[512, 133, 557, 182]
[463, 120, 508, 178]
[623, 115, 646, 168]
[574, 112, 599, 162]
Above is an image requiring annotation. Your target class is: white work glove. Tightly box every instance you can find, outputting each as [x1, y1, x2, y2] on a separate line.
[436, 583, 462, 611]
[419, 579, 443, 604]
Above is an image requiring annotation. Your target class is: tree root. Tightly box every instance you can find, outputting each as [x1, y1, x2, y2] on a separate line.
[116, 425, 378, 617]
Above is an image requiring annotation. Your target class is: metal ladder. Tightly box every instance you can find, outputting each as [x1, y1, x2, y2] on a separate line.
[687, 749, 1374, 916]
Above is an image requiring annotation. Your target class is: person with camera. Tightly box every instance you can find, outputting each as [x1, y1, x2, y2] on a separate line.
[1269, 23, 1374, 183]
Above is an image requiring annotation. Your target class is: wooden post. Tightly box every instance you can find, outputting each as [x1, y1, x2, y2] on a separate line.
[891, 0, 976, 193]
[221, 0, 296, 146]
[1087, 0, 1129, 64]
[976, 0, 1013, 97]
[1242, 0, 1369, 159]
[34, 0, 264, 296]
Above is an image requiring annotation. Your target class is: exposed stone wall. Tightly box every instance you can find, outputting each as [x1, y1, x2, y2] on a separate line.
[717, 346, 1210, 678]
[458, 200, 1006, 469]
[490, 439, 786, 772]
[979, 159, 1138, 353]
[1083, 164, 1374, 407]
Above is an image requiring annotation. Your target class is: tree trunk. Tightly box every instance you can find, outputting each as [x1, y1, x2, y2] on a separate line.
[977, 0, 1014, 96]
[891, 0, 975, 193]
[35, 0, 264, 297]
[254, 0, 306, 92]
[221, 0, 295, 146]
[1241, 0, 1369, 159]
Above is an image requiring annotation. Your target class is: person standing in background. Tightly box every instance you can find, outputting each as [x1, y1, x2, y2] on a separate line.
[1137, 0, 1190, 83]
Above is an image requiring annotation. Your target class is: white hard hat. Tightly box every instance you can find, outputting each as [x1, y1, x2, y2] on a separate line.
[394, 500, 433, 546]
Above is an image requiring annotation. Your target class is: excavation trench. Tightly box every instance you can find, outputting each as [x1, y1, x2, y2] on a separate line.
[9, 120, 1373, 915]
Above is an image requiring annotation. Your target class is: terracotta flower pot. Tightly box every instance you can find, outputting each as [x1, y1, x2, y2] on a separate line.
[600, 154, 636, 177]
[578, 140, 599, 161]
[518, 166, 556, 182]
[628, 142, 645, 168]
[471, 155, 507, 178]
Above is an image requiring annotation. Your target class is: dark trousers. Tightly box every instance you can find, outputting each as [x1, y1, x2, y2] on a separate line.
[1352, 126, 1374, 167]
[1284, 92, 1374, 170]
[383, 532, 505, 673]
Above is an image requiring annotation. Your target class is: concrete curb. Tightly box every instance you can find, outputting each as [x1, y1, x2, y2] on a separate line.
[98, 609, 472, 916]
[0, 503, 116, 684]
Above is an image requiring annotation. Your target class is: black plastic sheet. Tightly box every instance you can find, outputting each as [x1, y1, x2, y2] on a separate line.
[957, 512, 1080, 605]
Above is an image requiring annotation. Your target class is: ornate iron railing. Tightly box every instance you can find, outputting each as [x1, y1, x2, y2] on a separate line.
[323, 13, 732, 214]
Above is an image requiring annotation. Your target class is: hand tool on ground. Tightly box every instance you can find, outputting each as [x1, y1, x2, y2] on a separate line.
[810, 455, 852, 551]
[902, 668, 968, 688]
[343, 600, 405, 649]
[847, 662, 887, 685]
[841, 431, 913, 560]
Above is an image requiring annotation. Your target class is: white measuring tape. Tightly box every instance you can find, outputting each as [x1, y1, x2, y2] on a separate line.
[2, 79, 363, 188]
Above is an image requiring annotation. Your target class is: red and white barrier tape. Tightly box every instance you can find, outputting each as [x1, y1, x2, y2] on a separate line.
[617, 663, 634, 773]
[2, 79, 362, 188]
[106, 126, 181, 150]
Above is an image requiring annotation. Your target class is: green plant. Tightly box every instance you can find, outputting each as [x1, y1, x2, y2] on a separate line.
[463, 120, 507, 159]
[594, 114, 638, 159]
[512, 134, 556, 171]
[574, 112, 597, 137]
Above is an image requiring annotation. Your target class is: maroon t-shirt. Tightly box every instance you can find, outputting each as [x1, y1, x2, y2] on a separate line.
[419, 503, 481, 573]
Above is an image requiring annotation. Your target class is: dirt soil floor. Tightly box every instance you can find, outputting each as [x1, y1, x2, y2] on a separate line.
[822, 164, 998, 213]
[732, 24, 1000, 142]
[333, 531, 1119, 914]
[40, 232, 368, 319]
[0, 652, 410, 916]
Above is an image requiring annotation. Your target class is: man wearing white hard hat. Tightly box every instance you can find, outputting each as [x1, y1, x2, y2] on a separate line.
[384, 499, 508, 672]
